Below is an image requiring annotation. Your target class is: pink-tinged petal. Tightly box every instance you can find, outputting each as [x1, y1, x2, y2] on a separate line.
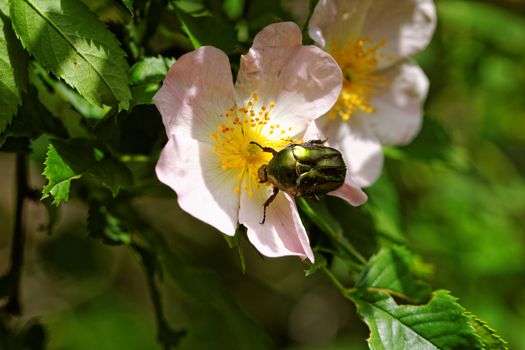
[318, 117, 383, 187]
[156, 135, 240, 236]
[236, 22, 342, 135]
[368, 61, 429, 145]
[308, 0, 373, 49]
[153, 46, 236, 144]
[329, 182, 368, 206]
[239, 184, 314, 263]
[362, 0, 436, 68]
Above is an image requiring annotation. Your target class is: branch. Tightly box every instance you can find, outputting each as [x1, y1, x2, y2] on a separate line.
[1, 154, 28, 316]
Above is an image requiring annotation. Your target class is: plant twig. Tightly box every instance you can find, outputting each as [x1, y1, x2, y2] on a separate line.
[2, 154, 29, 316]
[320, 265, 350, 296]
[298, 198, 367, 265]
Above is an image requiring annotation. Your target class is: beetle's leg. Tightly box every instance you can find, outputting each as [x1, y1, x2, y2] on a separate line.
[305, 139, 327, 146]
[260, 187, 279, 224]
[250, 141, 278, 156]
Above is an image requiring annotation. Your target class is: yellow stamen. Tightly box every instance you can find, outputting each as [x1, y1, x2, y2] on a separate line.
[329, 37, 391, 121]
[211, 93, 297, 196]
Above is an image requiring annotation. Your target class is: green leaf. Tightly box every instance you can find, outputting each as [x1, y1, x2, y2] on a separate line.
[0, 10, 28, 133]
[10, 0, 131, 108]
[305, 252, 327, 277]
[87, 203, 131, 245]
[130, 56, 175, 85]
[173, 4, 237, 53]
[357, 246, 431, 304]
[129, 56, 175, 107]
[351, 289, 483, 350]
[0, 1, 9, 15]
[467, 313, 508, 350]
[0, 84, 67, 148]
[121, 0, 133, 13]
[42, 138, 132, 205]
[365, 171, 405, 244]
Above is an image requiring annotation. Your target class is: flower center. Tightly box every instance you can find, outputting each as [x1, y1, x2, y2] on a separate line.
[211, 93, 295, 197]
[329, 37, 390, 121]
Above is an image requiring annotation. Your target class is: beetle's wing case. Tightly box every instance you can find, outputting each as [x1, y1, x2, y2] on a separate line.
[265, 144, 300, 195]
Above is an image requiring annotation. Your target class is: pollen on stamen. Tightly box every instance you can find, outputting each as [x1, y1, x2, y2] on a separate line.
[210, 92, 292, 196]
[329, 37, 390, 121]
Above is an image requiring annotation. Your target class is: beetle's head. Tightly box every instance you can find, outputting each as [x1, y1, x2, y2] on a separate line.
[257, 164, 268, 183]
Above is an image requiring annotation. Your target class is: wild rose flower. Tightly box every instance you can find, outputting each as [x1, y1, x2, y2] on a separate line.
[154, 22, 367, 262]
[308, 0, 437, 186]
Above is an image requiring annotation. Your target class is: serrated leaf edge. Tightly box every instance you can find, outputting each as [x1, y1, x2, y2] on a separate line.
[10, 0, 131, 108]
[352, 290, 483, 350]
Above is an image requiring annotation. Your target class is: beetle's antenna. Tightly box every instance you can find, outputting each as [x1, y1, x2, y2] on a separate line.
[250, 141, 278, 156]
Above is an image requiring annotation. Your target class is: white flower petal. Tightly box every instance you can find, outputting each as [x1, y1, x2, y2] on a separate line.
[156, 135, 240, 235]
[303, 121, 326, 142]
[153, 46, 236, 144]
[368, 61, 429, 145]
[239, 184, 314, 262]
[308, 0, 373, 49]
[319, 117, 383, 188]
[362, 0, 436, 67]
[328, 181, 368, 206]
[236, 22, 342, 135]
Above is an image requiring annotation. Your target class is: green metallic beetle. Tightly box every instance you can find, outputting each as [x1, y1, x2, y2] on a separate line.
[250, 140, 347, 224]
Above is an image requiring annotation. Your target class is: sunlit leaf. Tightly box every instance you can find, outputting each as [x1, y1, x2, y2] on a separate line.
[467, 313, 508, 350]
[130, 56, 175, 107]
[356, 246, 431, 304]
[42, 138, 132, 205]
[0, 9, 27, 133]
[11, 0, 131, 108]
[173, 3, 237, 53]
[351, 289, 482, 350]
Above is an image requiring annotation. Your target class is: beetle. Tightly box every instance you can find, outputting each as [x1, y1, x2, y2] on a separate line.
[250, 140, 347, 224]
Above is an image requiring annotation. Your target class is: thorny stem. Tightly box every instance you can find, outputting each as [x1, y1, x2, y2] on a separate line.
[316, 247, 363, 271]
[2, 154, 28, 316]
[320, 265, 350, 296]
[298, 198, 367, 265]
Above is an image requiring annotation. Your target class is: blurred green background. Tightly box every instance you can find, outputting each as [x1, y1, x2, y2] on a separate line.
[1, 0, 524, 349]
